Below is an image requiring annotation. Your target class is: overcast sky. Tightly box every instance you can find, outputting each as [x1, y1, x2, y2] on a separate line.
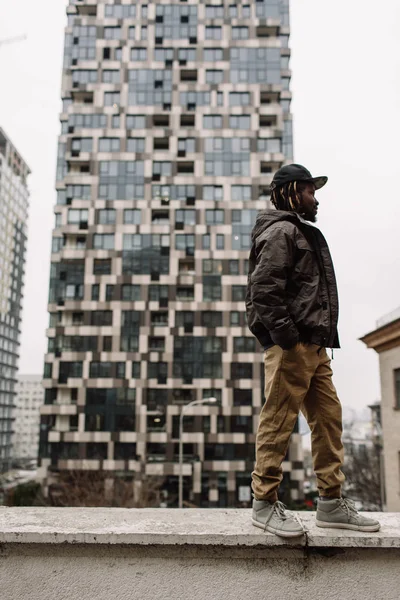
[0, 0, 399, 415]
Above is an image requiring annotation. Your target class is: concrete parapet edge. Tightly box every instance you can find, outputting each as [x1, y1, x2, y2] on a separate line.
[0, 508, 398, 549]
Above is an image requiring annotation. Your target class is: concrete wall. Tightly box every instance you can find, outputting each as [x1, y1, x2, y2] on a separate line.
[1, 508, 400, 600]
[379, 346, 400, 511]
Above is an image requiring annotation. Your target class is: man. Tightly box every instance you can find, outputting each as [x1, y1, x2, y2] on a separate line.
[246, 164, 380, 537]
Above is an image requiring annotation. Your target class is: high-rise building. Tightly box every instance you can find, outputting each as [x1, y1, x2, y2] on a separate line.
[0, 129, 30, 473]
[12, 375, 44, 464]
[39, 0, 303, 506]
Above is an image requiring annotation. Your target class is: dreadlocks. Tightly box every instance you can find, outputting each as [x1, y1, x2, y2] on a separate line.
[271, 181, 308, 212]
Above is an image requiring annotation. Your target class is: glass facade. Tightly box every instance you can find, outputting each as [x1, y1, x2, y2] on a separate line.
[0, 129, 30, 472]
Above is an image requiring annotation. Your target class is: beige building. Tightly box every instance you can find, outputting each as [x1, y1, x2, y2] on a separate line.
[39, 0, 304, 507]
[361, 307, 400, 511]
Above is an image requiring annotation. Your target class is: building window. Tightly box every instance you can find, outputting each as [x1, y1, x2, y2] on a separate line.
[232, 26, 249, 39]
[201, 311, 222, 328]
[123, 209, 142, 224]
[127, 115, 146, 129]
[175, 311, 194, 327]
[97, 209, 116, 225]
[231, 185, 251, 201]
[178, 138, 196, 154]
[175, 209, 196, 225]
[203, 115, 222, 129]
[93, 234, 115, 250]
[205, 210, 224, 225]
[90, 311, 112, 326]
[131, 48, 147, 61]
[204, 137, 250, 176]
[148, 362, 168, 379]
[203, 276, 221, 301]
[104, 26, 122, 40]
[175, 234, 195, 250]
[203, 259, 223, 274]
[71, 138, 93, 153]
[151, 312, 168, 326]
[205, 26, 222, 40]
[153, 161, 172, 177]
[257, 138, 282, 153]
[178, 48, 196, 62]
[232, 285, 246, 302]
[93, 259, 111, 275]
[148, 285, 168, 302]
[149, 337, 165, 351]
[102, 70, 120, 84]
[229, 92, 250, 106]
[204, 48, 224, 62]
[229, 115, 251, 129]
[205, 70, 224, 84]
[234, 337, 256, 352]
[202, 234, 210, 250]
[111, 115, 120, 128]
[72, 70, 97, 85]
[228, 260, 239, 275]
[231, 363, 253, 379]
[122, 284, 141, 301]
[91, 284, 100, 301]
[155, 48, 174, 62]
[104, 92, 120, 107]
[105, 4, 136, 18]
[203, 185, 223, 201]
[132, 362, 141, 378]
[127, 138, 145, 153]
[43, 363, 53, 379]
[99, 138, 121, 152]
[216, 234, 225, 250]
[395, 369, 400, 409]
[205, 5, 224, 18]
[233, 389, 253, 406]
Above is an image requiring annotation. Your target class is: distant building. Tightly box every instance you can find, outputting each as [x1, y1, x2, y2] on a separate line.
[361, 308, 400, 511]
[12, 375, 44, 464]
[0, 129, 30, 473]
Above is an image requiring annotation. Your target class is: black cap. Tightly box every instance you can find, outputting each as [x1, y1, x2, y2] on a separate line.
[271, 163, 328, 191]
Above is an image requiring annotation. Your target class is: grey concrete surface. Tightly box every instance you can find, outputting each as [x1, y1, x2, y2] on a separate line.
[1, 509, 400, 600]
[0, 507, 398, 548]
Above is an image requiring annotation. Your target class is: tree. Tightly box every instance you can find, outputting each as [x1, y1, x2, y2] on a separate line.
[342, 427, 383, 510]
[48, 471, 165, 508]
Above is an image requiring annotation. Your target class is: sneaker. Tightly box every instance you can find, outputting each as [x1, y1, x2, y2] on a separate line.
[252, 499, 306, 538]
[316, 498, 380, 532]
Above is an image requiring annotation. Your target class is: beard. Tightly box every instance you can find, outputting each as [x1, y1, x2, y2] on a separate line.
[300, 206, 318, 223]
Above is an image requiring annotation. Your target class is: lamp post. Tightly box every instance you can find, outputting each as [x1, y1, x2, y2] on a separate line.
[178, 397, 217, 508]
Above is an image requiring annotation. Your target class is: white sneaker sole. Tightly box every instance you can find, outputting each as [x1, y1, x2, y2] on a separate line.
[252, 518, 305, 538]
[315, 519, 380, 532]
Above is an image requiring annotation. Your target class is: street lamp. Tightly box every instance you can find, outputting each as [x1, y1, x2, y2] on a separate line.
[178, 397, 217, 508]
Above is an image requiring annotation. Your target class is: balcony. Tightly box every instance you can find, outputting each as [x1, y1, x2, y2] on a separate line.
[0, 508, 397, 600]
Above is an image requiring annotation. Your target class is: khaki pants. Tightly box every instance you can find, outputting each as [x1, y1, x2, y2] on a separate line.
[252, 343, 345, 502]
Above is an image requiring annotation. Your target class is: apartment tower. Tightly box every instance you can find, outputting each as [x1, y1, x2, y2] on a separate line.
[13, 375, 44, 464]
[0, 129, 30, 473]
[39, 0, 304, 506]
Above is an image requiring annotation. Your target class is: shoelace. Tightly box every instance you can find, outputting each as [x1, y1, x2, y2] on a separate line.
[264, 501, 306, 532]
[338, 498, 358, 518]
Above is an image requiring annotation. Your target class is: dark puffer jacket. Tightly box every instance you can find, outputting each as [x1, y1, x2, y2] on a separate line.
[246, 210, 340, 349]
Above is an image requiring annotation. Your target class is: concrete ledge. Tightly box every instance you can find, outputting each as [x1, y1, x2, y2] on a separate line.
[0, 507, 398, 548]
[1, 509, 400, 600]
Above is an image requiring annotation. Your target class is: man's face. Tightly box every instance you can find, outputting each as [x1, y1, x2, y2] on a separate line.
[299, 182, 319, 223]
